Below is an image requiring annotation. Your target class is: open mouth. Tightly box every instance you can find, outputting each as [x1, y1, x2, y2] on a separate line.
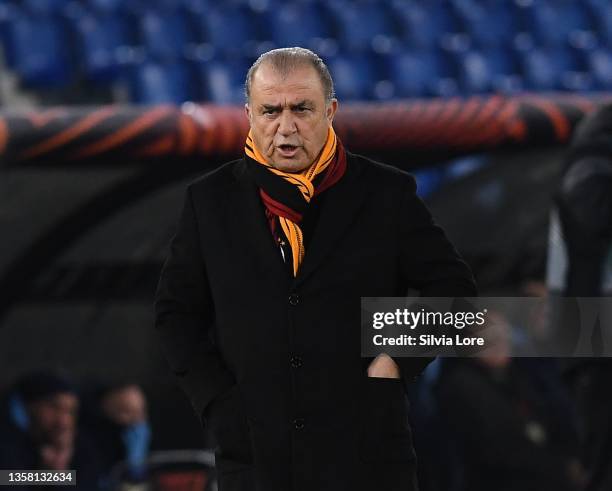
[277, 144, 299, 157]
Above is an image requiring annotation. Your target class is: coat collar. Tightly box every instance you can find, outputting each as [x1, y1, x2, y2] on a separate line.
[230, 152, 370, 289]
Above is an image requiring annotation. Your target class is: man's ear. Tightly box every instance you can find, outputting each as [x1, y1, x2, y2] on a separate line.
[244, 102, 251, 122]
[326, 98, 338, 124]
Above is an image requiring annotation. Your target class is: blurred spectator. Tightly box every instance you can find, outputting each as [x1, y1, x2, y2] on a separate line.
[81, 382, 151, 487]
[434, 312, 585, 491]
[554, 103, 612, 297]
[552, 102, 612, 491]
[0, 371, 102, 490]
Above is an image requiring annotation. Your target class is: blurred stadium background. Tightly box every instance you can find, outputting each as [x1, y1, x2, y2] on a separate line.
[0, 0, 612, 104]
[1, 0, 612, 490]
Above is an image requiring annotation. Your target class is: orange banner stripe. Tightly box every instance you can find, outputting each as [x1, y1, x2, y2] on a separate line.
[455, 95, 504, 147]
[178, 113, 197, 155]
[441, 97, 486, 145]
[136, 134, 176, 157]
[70, 106, 174, 159]
[417, 98, 464, 147]
[20, 106, 117, 160]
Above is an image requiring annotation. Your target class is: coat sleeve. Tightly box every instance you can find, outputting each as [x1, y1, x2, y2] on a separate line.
[393, 174, 478, 381]
[154, 185, 235, 427]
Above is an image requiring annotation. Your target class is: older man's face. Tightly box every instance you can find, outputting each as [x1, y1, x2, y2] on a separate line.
[245, 62, 338, 173]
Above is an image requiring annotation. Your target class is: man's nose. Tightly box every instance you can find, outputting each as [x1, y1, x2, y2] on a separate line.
[277, 110, 297, 136]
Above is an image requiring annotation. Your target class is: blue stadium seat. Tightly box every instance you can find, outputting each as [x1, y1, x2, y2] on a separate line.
[111, 0, 147, 15]
[127, 60, 198, 103]
[392, 0, 463, 50]
[182, 0, 211, 15]
[73, 12, 134, 82]
[148, 0, 186, 11]
[326, 1, 398, 52]
[526, 0, 596, 47]
[487, 47, 523, 93]
[6, 13, 72, 87]
[84, 0, 124, 14]
[327, 53, 376, 100]
[522, 47, 593, 92]
[592, 2, 612, 45]
[585, 0, 608, 10]
[139, 10, 195, 61]
[454, 0, 520, 48]
[198, 58, 248, 104]
[457, 50, 494, 94]
[458, 48, 523, 94]
[197, 5, 260, 57]
[266, 2, 332, 50]
[387, 49, 459, 98]
[0, 2, 17, 68]
[22, 0, 71, 15]
[587, 48, 612, 90]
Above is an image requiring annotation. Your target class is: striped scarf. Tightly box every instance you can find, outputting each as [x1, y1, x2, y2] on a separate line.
[245, 126, 347, 276]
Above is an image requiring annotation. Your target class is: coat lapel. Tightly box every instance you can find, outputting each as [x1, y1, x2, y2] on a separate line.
[228, 154, 371, 290]
[229, 159, 290, 285]
[292, 153, 370, 288]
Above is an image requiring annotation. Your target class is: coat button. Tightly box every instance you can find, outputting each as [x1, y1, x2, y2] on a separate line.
[288, 293, 300, 306]
[290, 355, 303, 368]
[293, 418, 305, 430]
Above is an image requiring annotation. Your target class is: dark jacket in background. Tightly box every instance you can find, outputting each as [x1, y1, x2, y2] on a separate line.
[556, 103, 612, 491]
[435, 359, 581, 491]
[154, 152, 477, 491]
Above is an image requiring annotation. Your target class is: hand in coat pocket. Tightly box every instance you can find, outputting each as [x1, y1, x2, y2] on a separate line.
[204, 385, 253, 470]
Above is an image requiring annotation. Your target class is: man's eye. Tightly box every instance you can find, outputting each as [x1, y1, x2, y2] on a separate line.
[295, 107, 308, 112]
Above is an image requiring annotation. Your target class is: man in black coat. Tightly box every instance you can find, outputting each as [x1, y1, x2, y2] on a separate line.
[551, 103, 612, 491]
[154, 47, 476, 491]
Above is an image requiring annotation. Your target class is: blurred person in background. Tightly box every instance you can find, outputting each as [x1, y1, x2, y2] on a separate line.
[155, 46, 476, 491]
[0, 371, 102, 489]
[81, 382, 151, 487]
[551, 103, 612, 491]
[435, 311, 585, 491]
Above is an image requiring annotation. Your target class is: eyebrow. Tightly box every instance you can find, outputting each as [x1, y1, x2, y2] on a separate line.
[260, 100, 314, 111]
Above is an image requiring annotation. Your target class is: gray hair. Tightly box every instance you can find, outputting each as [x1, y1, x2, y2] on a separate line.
[244, 47, 335, 104]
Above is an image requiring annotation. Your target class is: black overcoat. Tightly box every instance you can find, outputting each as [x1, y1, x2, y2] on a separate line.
[154, 151, 477, 491]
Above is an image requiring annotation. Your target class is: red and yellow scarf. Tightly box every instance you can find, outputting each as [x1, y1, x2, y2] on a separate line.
[245, 126, 346, 276]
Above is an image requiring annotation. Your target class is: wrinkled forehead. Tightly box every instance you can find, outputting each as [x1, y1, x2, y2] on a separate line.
[250, 63, 326, 104]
